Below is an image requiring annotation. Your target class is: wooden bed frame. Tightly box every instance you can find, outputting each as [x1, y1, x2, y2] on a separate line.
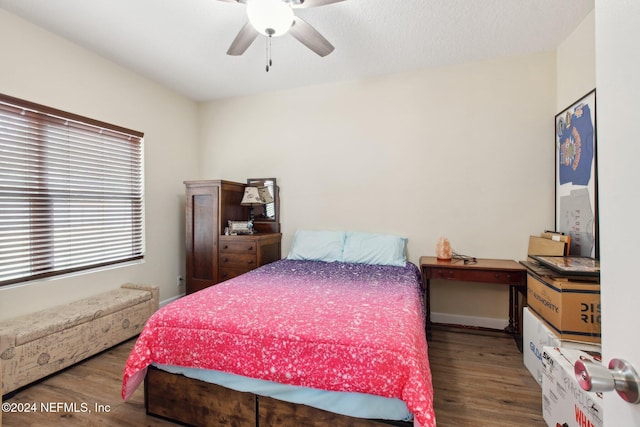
[145, 365, 412, 427]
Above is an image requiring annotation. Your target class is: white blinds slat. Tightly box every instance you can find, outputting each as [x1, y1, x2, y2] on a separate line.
[0, 95, 144, 285]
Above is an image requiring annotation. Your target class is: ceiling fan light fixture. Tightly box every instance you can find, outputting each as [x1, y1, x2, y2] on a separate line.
[246, 0, 294, 37]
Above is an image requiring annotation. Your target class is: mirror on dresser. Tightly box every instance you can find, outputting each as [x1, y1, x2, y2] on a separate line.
[247, 178, 280, 233]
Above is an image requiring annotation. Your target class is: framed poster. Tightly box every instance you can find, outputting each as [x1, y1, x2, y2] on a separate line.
[555, 89, 598, 258]
[530, 255, 600, 277]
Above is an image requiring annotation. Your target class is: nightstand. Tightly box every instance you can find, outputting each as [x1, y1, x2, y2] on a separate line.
[420, 256, 526, 349]
[219, 233, 282, 282]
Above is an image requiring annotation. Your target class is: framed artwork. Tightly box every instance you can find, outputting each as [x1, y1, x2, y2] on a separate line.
[227, 220, 254, 235]
[530, 255, 600, 277]
[555, 89, 598, 258]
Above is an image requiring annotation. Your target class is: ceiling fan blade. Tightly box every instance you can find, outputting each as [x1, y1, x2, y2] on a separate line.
[289, 17, 334, 57]
[227, 22, 259, 55]
[291, 0, 346, 8]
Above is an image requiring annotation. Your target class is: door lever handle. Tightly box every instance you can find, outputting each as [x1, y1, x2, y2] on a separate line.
[574, 358, 640, 404]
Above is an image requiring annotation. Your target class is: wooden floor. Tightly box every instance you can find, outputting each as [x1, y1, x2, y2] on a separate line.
[2, 326, 545, 427]
[427, 326, 545, 426]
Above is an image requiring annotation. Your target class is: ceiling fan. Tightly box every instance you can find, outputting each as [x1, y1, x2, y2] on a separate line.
[218, 0, 345, 61]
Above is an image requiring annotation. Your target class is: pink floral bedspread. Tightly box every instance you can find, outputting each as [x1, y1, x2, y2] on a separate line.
[122, 259, 435, 426]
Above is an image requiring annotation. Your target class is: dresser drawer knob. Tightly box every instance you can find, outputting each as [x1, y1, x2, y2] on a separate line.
[248, 246, 254, 251]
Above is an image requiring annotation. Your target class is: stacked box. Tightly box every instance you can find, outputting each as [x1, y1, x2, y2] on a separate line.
[523, 307, 600, 387]
[526, 272, 601, 343]
[542, 346, 603, 427]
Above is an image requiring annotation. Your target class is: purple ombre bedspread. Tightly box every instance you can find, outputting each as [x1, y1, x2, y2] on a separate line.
[122, 259, 435, 426]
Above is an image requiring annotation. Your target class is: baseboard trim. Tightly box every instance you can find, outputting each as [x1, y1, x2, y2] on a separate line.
[431, 312, 508, 330]
[160, 294, 183, 308]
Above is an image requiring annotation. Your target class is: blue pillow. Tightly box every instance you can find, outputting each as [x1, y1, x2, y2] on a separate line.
[287, 230, 346, 262]
[342, 231, 407, 267]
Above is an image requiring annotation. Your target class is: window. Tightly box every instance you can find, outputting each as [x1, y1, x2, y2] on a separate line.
[0, 94, 144, 287]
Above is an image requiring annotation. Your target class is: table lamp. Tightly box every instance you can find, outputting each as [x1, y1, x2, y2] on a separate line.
[241, 186, 274, 224]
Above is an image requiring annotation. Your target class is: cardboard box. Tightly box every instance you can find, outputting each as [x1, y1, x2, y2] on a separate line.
[539, 232, 572, 254]
[542, 346, 603, 427]
[526, 272, 601, 343]
[528, 235, 567, 259]
[523, 307, 600, 387]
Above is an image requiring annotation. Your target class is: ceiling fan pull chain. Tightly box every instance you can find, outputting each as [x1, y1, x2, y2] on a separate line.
[265, 35, 274, 72]
[265, 36, 270, 72]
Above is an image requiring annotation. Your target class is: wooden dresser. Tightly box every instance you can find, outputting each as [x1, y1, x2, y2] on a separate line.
[219, 234, 282, 282]
[184, 179, 281, 294]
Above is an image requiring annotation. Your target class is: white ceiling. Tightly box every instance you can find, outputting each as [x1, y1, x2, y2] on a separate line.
[0, 0, 594, 101]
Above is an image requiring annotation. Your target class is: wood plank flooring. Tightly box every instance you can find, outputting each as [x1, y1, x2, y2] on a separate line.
[2, 326, 545, 426]
[428, 326, 545, 426]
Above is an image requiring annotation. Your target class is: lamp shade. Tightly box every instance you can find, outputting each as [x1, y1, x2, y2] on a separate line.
[246, 0, 294, 37]
[241, 186, 273, 206]
[257, 186, 274, 204]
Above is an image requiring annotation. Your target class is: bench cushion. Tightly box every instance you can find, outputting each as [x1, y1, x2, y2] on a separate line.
[0, 284, 158, 394]
[0, 286, 153, 348]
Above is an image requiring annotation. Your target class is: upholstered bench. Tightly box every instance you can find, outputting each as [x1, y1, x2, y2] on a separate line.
[0, 284, 158, 395]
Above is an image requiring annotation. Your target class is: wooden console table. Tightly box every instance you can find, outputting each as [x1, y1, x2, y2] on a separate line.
[420, 256, 527, 346]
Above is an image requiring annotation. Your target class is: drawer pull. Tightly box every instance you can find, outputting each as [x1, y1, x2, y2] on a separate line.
[223, 245, 229, 250]
[247, 246, 254, 251]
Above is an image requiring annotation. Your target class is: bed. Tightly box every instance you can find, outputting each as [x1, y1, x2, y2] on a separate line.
[122, 231, 436, 427]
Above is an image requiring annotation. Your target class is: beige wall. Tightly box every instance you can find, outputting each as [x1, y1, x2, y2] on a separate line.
[0, 6, 596, 327]
[557, 10, 596, 110]
[0, 10, 199, 321]
[199, 52, 557, 326]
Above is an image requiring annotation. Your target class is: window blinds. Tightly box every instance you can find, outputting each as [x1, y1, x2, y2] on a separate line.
[0, 94, 144, 286]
